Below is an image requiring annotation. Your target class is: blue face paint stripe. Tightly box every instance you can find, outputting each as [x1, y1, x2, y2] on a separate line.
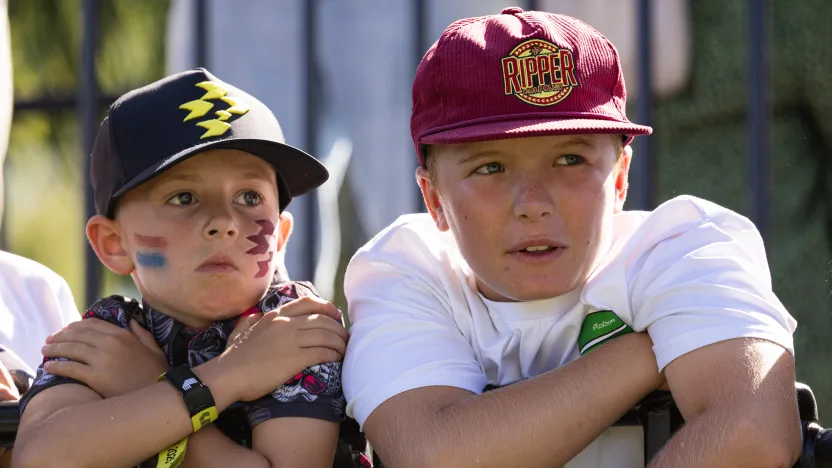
[136, 252, 166, 268]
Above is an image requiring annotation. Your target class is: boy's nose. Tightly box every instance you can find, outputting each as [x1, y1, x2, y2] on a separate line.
[203, 213, 239, 240]
[513, 180, 554, 222]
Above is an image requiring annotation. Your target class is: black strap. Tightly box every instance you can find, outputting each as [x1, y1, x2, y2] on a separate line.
[161, 365, 218, 432]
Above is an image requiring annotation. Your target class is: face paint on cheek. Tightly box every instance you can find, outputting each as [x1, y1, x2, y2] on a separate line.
[136, 252, 167, 268]
[134, 234, 168, 248]
[254, 252, 274, 278]
[245, 219, 277, 278]
[245, 220, 275, 255]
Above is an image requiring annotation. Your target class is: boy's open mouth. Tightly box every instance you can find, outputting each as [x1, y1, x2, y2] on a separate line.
[507, 239, 567, 261]
[520, 245, 558, 253]
[509, 238, 566, 253]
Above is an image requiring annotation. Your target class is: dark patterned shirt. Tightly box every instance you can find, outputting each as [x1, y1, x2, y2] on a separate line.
[19, 280, 345, 447]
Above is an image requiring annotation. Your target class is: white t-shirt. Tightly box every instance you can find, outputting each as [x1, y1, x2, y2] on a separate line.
[343, 195, 796, 467]
[0, 251, 80, 375]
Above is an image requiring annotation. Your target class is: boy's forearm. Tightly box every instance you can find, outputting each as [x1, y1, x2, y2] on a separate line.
[372, 333, 663, 468]
[647, 407, 799, 468]
[14, 361, 238, 468]
[440, 335, 661, 466]
[181, 425, 269, 468]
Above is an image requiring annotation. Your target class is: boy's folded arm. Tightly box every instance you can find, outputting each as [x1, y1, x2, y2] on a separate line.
[361, 332, 663, 468]
[252, 417, 340, 468]
[179, 425, 270, 468]
[245, 360, 345, 467]
[178, 410, 341, 468]
[13, 360, 236, 468]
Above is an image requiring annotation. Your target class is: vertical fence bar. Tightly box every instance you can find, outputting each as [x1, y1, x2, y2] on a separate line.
[80, 0, 100, 306]
[414, 0, 427, 213]
[630, 0, 654, 211]
[527, 0, 540, 11]
[194, 0, 208, 68]
[747, 0, 771, 250]
[304, 0, 319, 280]
[0, 1, 8, 250]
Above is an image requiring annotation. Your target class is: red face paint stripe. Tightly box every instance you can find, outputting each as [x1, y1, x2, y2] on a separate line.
[255, 251, 274, 278]
[246, 219, 276, 255]
[134, 234, 168, 248]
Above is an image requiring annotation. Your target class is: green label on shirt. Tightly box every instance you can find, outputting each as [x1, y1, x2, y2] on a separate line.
[578, 310, 633, 355]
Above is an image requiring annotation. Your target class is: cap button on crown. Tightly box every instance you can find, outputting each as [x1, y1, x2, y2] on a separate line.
[501, 7, 524, 14]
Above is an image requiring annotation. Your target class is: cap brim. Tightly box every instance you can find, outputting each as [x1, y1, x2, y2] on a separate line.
[420, 117, 653, 146]
[112, 138, 328, 211]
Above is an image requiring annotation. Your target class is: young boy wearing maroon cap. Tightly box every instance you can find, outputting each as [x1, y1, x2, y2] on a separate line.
[14, 69, 347, 468]
[343, 8, 801, 467]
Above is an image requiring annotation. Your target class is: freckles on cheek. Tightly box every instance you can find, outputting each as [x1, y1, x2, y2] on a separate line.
[245, 219, 277, 278]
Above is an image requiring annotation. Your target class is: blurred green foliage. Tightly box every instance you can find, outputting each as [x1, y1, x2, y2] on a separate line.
[648, 0, 832, 419]
[6, 0, 170, 309]
[4, 0, 832, 425]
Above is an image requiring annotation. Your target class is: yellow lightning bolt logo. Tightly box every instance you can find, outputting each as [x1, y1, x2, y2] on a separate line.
[220, 97, 249, 115]
[196, 82, 227, 100]
[196, 120, 232, 138]
[179, 100, 214, 121]
[178, 81, 250, 139]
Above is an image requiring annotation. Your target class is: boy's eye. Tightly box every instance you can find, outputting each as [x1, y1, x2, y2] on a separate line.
[234, 191, 263, 206]
[474, 162, 504, 175]
[556, 154, 585, 166]
[167, 192, 196, 206]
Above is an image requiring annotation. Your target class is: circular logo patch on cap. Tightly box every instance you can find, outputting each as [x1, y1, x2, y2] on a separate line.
[500, 39, 580, 107]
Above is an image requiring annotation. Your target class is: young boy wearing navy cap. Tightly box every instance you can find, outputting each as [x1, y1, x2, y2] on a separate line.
[15, 68, 347, 468]
[344, 8, 802, 467]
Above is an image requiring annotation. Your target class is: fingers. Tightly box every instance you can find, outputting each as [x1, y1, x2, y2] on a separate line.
[297, 314, 349, 343]
[49, 318, 130, 347]
[43, 360, 92, 384]
[305, 347, 343, 366]
[276, 296, 343, 323]
[0, 384, 18, 401]
[129, 320, 164, 356]
[229, 312, 263, 344]
[69, 318, 131, 336]
[297, 329, 347, 357]
[42, 342, 98, 365]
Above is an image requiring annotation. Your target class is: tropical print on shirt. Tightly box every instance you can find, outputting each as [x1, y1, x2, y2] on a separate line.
[19, 279, 345, 436]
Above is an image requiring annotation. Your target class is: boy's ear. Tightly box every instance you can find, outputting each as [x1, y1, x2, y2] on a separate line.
[415, 167, 449, 232]
[86, 215, 134, 275]
[613, 145, 632, 213]
[276, 211, 294, 252]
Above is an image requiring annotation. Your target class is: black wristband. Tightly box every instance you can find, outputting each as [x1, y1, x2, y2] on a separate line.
[159, 365, 218, 432]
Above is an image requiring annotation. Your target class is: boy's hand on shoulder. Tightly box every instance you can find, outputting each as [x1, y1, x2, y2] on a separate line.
[42, 319, 168, 398]
[217, 296, 347, 402]
[226, 310, 264, 351]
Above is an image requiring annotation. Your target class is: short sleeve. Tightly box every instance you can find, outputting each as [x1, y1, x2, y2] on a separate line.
[55, 279, 81, 327]
[243, 282, 346, 427]
[343, 218, 488, 429]
[628, 198, 797, 371]
[0, 252, 80, 374]
[244, 362, 346, 427]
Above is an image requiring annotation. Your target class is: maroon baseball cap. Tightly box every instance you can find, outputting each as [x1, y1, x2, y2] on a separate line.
[411, 7, 652, 164]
